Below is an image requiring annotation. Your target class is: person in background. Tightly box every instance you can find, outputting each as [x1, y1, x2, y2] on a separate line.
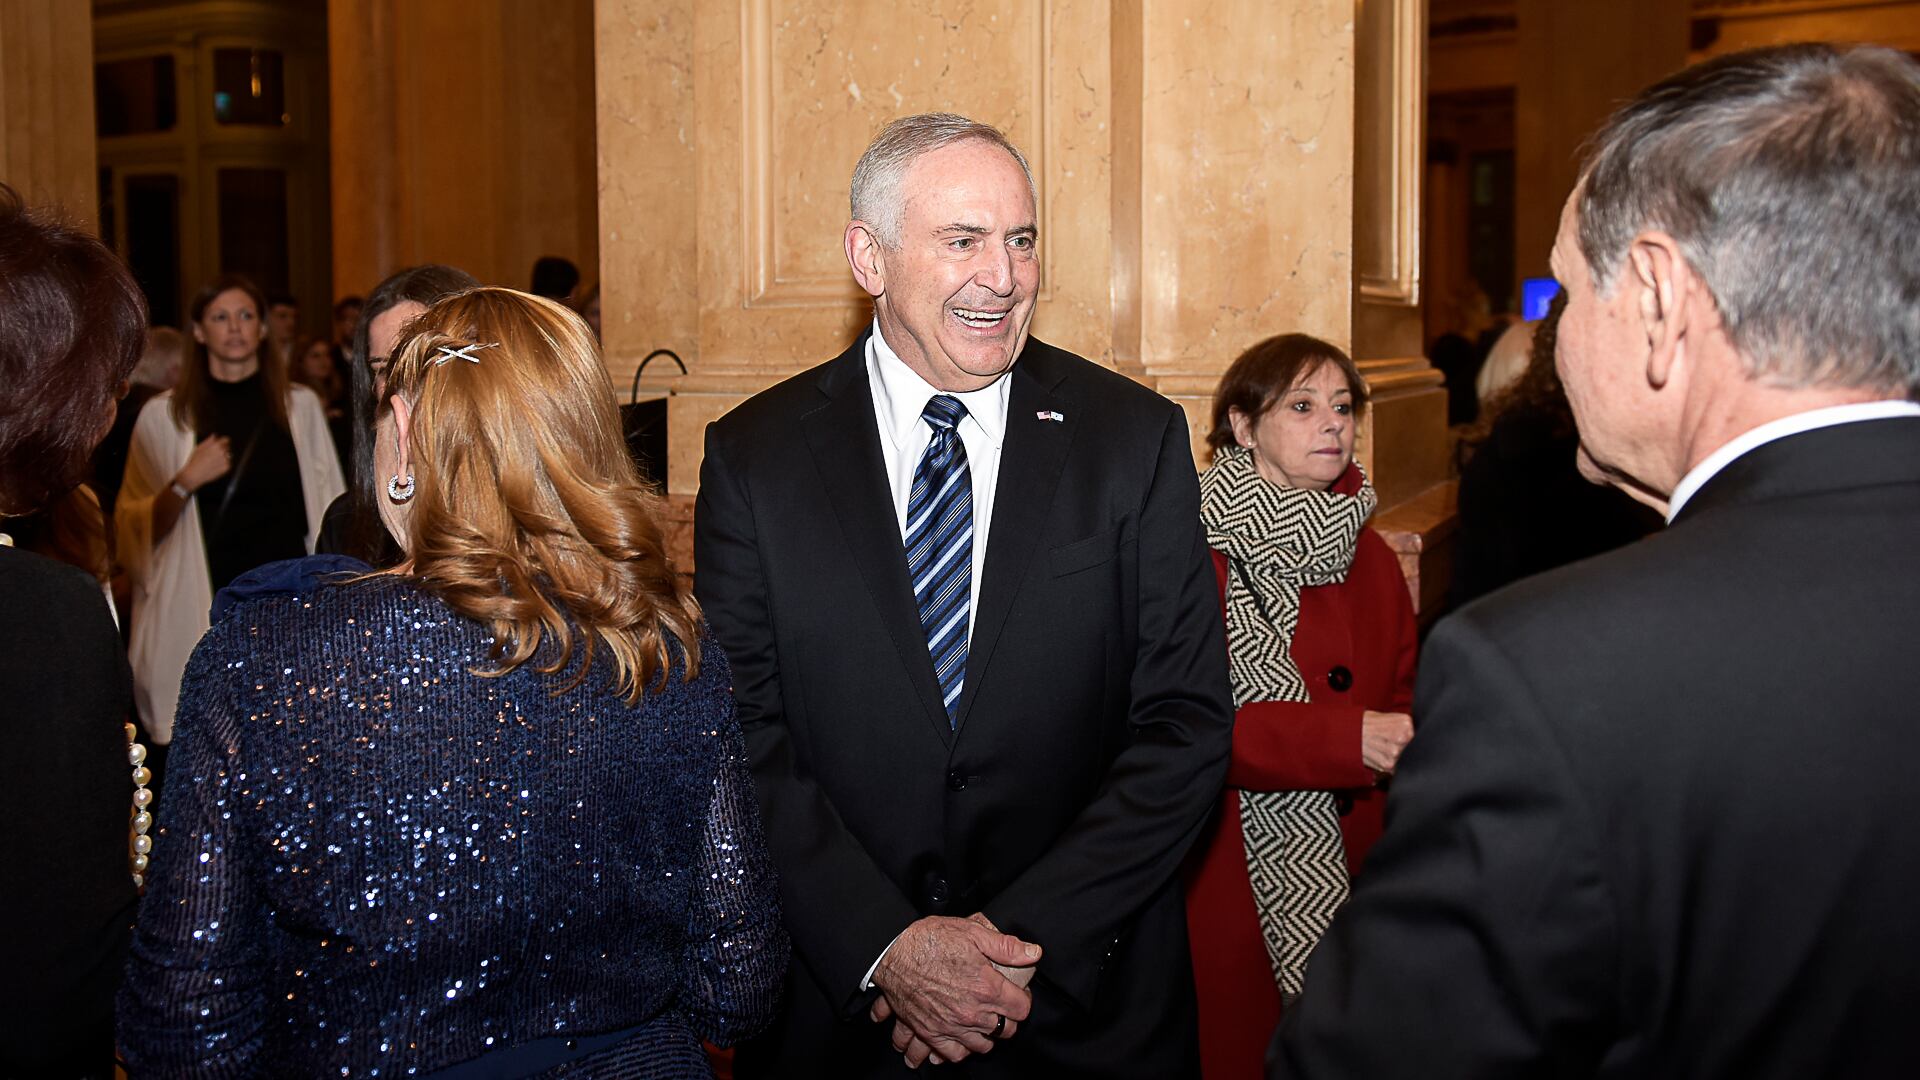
[292, 332, 351, 471]
[93, 326, 186, 522]
[317, 263, 479, 567]
[1472, 317, 1537, 406]
[531, 254, 581, 303]
[0, 184, 144, 1080]
[1449, 292, 1660, 609]
[1183, 333, 1417, 1079]
[291, 333, 343, 408]
[121, 287, 787, 1077]
[117, 274, 344, 789]
[331, 293, 363, 350]
[265, 291, 299, 367]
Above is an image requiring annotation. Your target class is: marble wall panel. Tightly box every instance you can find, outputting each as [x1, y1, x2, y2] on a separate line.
[686, 0, 1116, 374]
[0, 0, 98, 229]
[331, 0, 598, 297]
[596, 0, 698, 380]
[1136, 0, 1355, 375]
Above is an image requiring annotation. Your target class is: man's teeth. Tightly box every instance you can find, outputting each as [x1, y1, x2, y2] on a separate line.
[954, 308, 1008, 327]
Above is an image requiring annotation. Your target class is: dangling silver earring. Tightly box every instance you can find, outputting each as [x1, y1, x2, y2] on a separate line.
[388, 473, 415, 502]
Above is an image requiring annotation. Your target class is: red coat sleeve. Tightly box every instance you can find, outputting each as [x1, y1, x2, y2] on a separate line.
[1211, 550, 1379, 793]
[1227, 699, 1374, 791]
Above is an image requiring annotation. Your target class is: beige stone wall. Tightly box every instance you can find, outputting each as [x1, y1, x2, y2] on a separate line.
[0, 0, 98, 229]
[330, 0, 598, 296]
[598, 0, 1444, 516]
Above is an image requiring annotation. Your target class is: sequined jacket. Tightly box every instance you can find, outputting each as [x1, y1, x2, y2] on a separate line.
[119, 559, 787, 1078]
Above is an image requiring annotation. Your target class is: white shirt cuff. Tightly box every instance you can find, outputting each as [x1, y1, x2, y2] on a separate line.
[861, 930, 908, 991]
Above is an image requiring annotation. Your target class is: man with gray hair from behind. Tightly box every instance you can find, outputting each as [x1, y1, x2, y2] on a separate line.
[1272, 43, 1920, 1080]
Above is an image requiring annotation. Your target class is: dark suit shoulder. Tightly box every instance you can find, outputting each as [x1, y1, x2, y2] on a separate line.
[1024, 337, 1183, 420]
[709, 341, 865, 443]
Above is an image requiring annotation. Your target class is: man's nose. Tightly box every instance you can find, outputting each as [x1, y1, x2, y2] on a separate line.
[975, 245, 1014, 295]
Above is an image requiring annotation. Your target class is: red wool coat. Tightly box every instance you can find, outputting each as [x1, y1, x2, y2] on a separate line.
[1184, 525, 1419, 1080]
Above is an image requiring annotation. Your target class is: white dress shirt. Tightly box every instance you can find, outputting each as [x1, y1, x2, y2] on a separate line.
[857, 322, 1013, 991]
[866, 321, 1012, 634]
[1666, 400, 1920, 522]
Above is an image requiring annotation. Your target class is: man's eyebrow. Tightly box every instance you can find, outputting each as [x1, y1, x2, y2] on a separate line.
[935, 223, 991, 235]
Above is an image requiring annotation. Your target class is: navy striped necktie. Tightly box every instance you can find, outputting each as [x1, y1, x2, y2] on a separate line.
[906, 395, 972, 727]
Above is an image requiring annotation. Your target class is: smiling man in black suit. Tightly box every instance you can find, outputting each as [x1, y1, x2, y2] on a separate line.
[1272, 43, 1920, 1080]
[694, 113, 1232, 1078]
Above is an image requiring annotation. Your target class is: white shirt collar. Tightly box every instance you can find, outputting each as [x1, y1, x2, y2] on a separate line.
[866, 321, 1011, 446]
[1666, 400, 1920, 521]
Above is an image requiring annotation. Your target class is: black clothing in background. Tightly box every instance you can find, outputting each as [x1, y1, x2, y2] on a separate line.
[1428, 332, 1483, 427]
[91, 383, 157, 523]
[1449, 411, 1661, 610]
[314, 492, 404, 570]
[0, 548, 136, 1079]
[193, 373, 309, 590]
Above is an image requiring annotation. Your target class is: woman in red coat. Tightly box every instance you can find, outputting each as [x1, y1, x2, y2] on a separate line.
[1185, 333, 1419, 1079]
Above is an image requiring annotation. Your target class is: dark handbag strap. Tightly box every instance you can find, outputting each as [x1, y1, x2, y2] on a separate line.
[204, 421, 266, 543]
[628, 348, 686, 403]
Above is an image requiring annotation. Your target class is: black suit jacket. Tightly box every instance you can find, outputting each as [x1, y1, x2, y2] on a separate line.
[695, 333, 1232, 1078]
[1272, 416, 1920, 1079]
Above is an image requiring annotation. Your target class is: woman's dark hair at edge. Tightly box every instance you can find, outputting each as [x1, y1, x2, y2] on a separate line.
[341, 264, 480, 562]
[0, 185, 147, 516]
[1206, 332, 1370, 462]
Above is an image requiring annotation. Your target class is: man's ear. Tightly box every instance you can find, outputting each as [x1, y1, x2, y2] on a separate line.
[845, 221, 888, 299]
[1629, 231, 1690, 389]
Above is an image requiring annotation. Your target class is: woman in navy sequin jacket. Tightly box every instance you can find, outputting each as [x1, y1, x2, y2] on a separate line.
[120, 289, 787, 1078]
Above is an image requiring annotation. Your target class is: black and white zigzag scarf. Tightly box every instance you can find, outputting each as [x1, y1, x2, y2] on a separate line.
[1199, 444, 1377, 1000]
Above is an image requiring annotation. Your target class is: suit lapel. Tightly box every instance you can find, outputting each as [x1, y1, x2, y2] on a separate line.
[802, 338, 956, 745]
[953, 341, 1077, 733]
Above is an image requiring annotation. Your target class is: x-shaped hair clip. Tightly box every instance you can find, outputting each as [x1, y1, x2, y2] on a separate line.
[432, 342, 499, 366]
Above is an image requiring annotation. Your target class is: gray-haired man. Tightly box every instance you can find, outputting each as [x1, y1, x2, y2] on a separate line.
[696, 114, 1231, 1077]
[1274, 43, 1920, 1079]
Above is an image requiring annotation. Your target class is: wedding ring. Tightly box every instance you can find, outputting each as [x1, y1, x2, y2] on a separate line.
[991, 1013, 1007, 1039]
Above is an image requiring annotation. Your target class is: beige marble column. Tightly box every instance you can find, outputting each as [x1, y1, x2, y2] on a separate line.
[597, 0, 1454, 607]
[0, 0, 98, 229]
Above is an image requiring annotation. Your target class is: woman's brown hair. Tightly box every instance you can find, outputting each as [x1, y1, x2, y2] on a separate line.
[0, 185, 147, 516]
[171, 274, 291, 435]
[380, 288, 701, 702]
[1207, 333, 1369, 462]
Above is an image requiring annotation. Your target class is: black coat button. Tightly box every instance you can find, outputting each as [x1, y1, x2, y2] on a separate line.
[929, 877, 950, 904]
[947, 770, 968, 791]
[1327, 665, 1353, 692]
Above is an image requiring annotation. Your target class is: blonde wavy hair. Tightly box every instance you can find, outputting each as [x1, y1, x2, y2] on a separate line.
[380, 287, 700, 702]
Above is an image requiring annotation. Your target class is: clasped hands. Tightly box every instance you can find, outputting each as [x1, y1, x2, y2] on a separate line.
[870, 912, 1042, 1068]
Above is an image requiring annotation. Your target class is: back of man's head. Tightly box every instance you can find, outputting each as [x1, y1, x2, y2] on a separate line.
[1576, 44, 1920, 398]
